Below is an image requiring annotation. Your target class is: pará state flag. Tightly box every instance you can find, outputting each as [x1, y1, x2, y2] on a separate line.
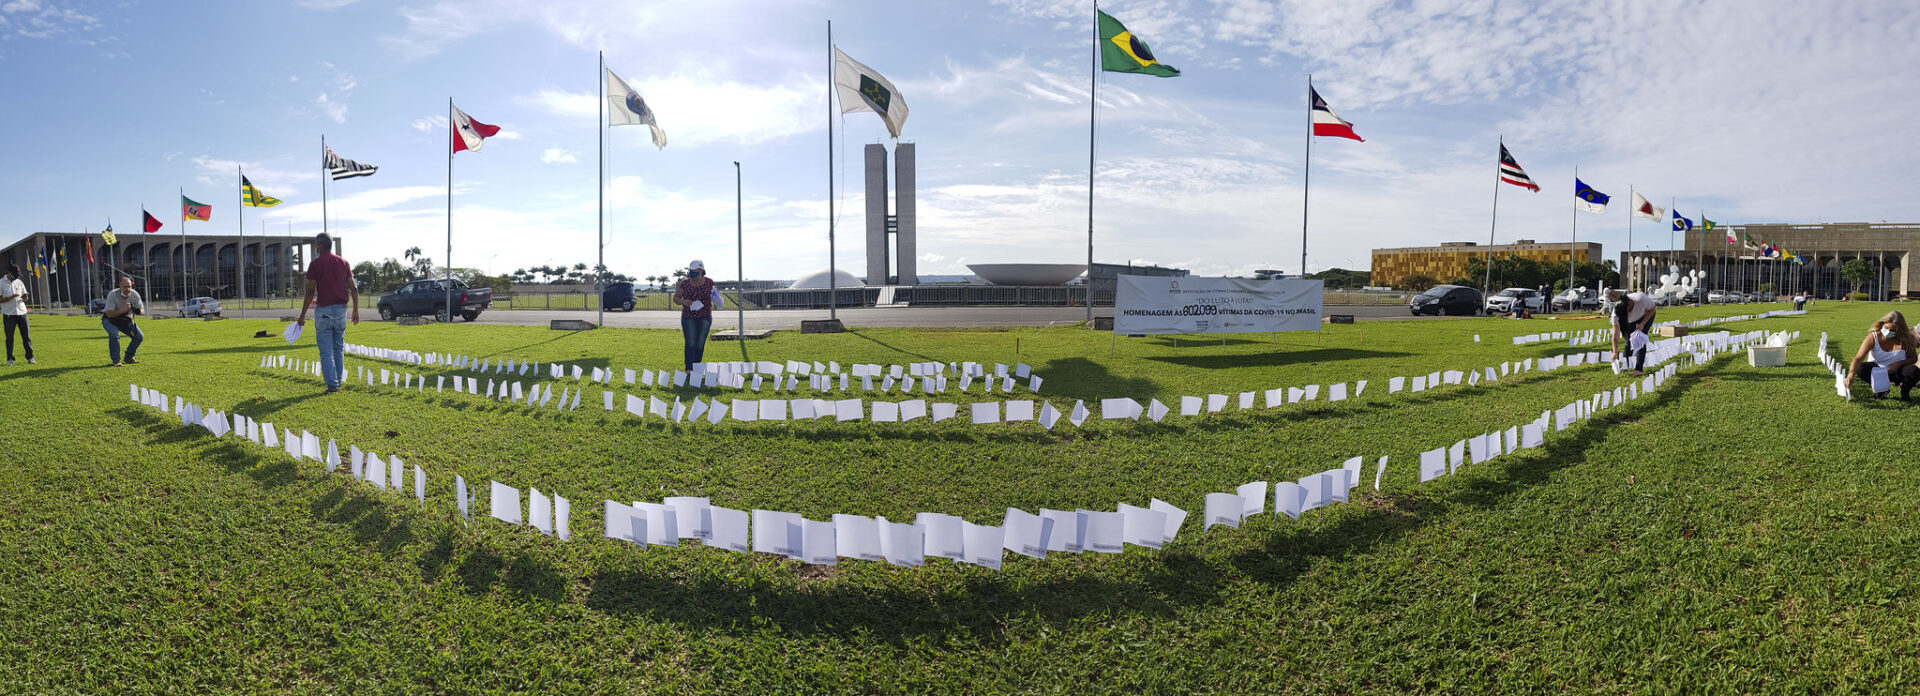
[1672, 210, 1693, 233]
[452, 104, 502, 153]
[833, 47, 909, 138]
[1097, 9, 1179, 77]
[1573, 178, 1610, 214]
[605, 67, 667, 149]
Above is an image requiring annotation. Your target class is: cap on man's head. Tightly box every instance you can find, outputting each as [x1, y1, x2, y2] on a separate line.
[689, 260, 705, 271]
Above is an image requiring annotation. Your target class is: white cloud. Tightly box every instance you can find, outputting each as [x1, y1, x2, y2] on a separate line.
[411, 115, 447, 132]
[540, 148, 577, 164]
[314, 93, 347, 124]
[517, 74, 818, 148]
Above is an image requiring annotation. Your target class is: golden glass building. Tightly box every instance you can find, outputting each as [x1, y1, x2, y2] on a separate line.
[1371, 240, 1602, 287]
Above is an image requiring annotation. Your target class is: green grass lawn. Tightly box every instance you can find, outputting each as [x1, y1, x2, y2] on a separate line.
[2, 302, 1916, 694]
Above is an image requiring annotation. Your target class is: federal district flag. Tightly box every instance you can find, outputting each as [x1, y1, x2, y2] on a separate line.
[241, 175, 282, 207]
[1630, 191, 1663, 221]
[605, 67, 667, 149]
[1498, 144, 1539, 191]
[142, 209, 163, 233]
[1097, 9, 1179, 77]
[181, 195, 212, 222]
[1573, 178, 1610, 214]
[325, 147, 378, 180]
[1309, 86, 1363, 141]
[833, 47, 909, 138]
[452, 105, 502, 153]
[1672, 210, 1693, 233]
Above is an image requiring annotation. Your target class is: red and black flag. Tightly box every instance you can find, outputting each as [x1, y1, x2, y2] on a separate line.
[1498, 144, 1540, 192]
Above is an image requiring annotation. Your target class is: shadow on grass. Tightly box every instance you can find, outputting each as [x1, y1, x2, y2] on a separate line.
[1145, 347, 1413, 370]
[0, 363, 118, 382]
[846, 330, 939, 363]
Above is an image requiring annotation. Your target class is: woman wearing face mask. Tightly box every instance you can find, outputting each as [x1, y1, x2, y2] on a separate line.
[672, 259, 721, 371]
[1847, 311, 1919, 400]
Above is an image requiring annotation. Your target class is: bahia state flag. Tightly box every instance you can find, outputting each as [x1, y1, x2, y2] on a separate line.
[181, 195, 212, 221]
[1573, 178, 1610, 213]
[1097, 10, 1179, 77]
[1309, 86, 1363, 141]
[833, 47, 910, 138]
[1672, 210, 1693, 232]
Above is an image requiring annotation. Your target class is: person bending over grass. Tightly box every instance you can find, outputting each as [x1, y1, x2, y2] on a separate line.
[1609, 290, 1657, 376]
[101, 274, 145, 366]
[1847, 311, 1919, 401]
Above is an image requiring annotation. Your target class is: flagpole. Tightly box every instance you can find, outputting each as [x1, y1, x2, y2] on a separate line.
[1482, 137, 1501, 299]
[179, 186, 186, 305]
[237, 166, 244, 317]
[1668, 196, 1676, 275]
[447, 97, 455, 323]
[826, 20, 838, 322]
[1626, 185, 1634, 292]
[1568, 167, 1578, 296]
[1085, 0, 1099, 324]
[598, 50, 606, 327]
[1301, 74, 1313, 280]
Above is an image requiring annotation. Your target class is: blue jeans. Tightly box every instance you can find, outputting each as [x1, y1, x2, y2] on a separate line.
[681, 315, 712, 370]
[102, 317, 142, 363]
[315, 304, 347, 388]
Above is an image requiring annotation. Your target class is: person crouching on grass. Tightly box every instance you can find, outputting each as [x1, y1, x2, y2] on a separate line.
[101, 274, 145, 366]
[1846, 311, 1919, 401]
[1610, 290, 1658, 376]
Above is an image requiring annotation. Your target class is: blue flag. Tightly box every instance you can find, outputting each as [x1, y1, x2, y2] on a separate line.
[1672, 210, 1694, 232]
[1573, 178, 1610, 214]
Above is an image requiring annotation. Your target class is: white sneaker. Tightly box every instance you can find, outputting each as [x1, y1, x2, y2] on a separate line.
[26, 359, 34, 364]
[4, 360, 11, 366]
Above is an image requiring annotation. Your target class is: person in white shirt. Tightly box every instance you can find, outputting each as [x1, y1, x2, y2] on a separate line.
[101, 274, 145, 366]
[0, 263, 31, 365]
[1847, 311, 1919, 400]
[1609, 290, 1658, 376]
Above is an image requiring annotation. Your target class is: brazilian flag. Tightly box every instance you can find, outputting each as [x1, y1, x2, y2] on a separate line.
[1098, 10, 1179, 77]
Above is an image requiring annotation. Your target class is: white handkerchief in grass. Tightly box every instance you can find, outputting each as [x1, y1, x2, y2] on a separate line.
[1505, 426, 1519, 456]
[1239, 391, 1256, 410]
[630, 502, 680, 546]
[731, 399, 758, 422]
[1468, 370, 1481, 387]
[700, 506, 747, 553]
[1001, 376, 1015, 393]
[1356, 380, 1368, 397]
[528, 489, 553, 536]
[414, 466, 425, 502]
[1100, 398, 1140, 420]
[1117, 503, 1167, 550]
[751, 510, 803, 558]
[1039, 509, 1085, 553]
[704, 400, 728, 424]
[796, 519, 837, 566]
[1375, 456, 1388, 490]
[1029, 375, 1042, 392]
[1205, 493, 1245, 529]
[602, 501, 641, 544]
[917, 513, 965, 561]
[1303, 385, 1320, 401]
[687, 397, 710, 423]
[1070, 400, 1089, 427]
[832, 514, 884, 562]
[1297, 473, 1331, 514]
[1005, 400, 1034, 422]
[388, 456, 405, 491]
[1329, 383, 1347, 402]
[1147, 399, 1169, 422]
[875, 517, 925, 568]
[1420, 447, 1446, 482]
[899, 399, 927, 422]
[789, 398, 815, 420]
[490, 481, 521, 525]
[1411, 376, 1426, 392]
[1180, 396, 1201, 417]
[1038, 401, 1061, 429]
[759, 399, 786, 421]
[1080, 510, 1124, 554]
[1273, 482, 1306, 520]
[1327, 468, 1356, 503]
[931, 402, 957, 422]
[1207, 394, 1227, 412]
[1000, 509, 1051, 560]
[1265, 388, 1285, 408]
[1148, 498, 1186, 544]
[1484, 367, 1497, 383]
[871, 400, 899, 422]
[971, 401, 1001, 425]
[1287, 387, 1305, 404]
[1469, 434, 1491, 465]
[835, 398, 865, 421]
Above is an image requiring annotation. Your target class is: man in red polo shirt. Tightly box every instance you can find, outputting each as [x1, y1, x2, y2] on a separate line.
[296, 233, 359, 393]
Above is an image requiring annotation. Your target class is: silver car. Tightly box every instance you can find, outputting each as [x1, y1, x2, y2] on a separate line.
[181, 296, 222, 318]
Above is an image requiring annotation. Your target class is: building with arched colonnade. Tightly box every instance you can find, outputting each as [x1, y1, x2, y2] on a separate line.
[0, 231, 334, 308]
[1622, 222, 1911, 300]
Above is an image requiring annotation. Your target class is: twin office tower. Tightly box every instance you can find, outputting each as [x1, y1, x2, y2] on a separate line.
[864, 142, 917, 286]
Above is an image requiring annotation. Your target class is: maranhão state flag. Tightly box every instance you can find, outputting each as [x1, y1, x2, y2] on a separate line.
[1309, 86, 1363, 141]
[1498, 144, 1540, 191]
[452, 104, 502, 153]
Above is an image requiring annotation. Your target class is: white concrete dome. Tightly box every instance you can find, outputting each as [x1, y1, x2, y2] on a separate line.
[788, 269, 867, 290]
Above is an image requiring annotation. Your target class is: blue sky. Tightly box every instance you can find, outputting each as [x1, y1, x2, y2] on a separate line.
[4, 0, 1919, 283]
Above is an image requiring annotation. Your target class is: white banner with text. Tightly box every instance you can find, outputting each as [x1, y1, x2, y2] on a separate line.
[1114, 276, 1324, 334]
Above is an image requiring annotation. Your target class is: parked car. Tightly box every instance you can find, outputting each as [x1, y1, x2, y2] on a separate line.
[377, 278, 494, 322]
[600, 281, 639, 312]
[1706, 289, 1733, 304]
[1756, 291, 1776, 302]
[180, 296, 222, 318]
[1408, 285, 1483, 316]
[87, 298, 108, 315]
[1484, 287, 1546, 315]
[1550, 289, 1600, 312]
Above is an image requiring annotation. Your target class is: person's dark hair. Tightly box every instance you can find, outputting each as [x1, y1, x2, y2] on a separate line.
[6, 263, 17, 277]
[314, 233, 333, 254]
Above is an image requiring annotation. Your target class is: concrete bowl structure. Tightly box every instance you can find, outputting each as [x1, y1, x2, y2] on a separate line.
[967, 263, 1086, 286]
[788, 268, 867, 290]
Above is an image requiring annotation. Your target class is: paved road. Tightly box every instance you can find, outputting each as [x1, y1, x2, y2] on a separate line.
[455, 303, 1465, 330]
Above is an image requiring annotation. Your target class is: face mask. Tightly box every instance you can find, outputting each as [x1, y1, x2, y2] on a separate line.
[1882, 328, 1896, 338]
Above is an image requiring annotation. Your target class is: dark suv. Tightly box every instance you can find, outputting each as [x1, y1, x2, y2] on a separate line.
[1409, 285, 1483, 316]
[600, 282, 638, 312]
